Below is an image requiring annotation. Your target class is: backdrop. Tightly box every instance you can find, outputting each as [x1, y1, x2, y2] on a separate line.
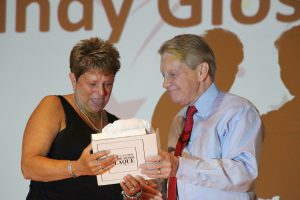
[0, 0, 299, 199]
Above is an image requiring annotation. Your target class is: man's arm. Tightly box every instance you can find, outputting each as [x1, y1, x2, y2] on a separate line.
[141, 104, 262, 192]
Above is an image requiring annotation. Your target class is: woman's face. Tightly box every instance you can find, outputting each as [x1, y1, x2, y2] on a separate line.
[70, 69, 115, 115]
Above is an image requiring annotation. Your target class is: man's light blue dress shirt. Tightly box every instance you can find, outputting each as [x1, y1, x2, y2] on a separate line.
[168, 84, 262, 200]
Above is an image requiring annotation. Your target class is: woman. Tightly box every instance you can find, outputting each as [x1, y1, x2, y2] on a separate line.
[21, 37, 162, 200]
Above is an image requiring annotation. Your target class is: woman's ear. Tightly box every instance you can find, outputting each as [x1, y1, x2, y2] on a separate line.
[197, 62, 209, 81]
[69, 72, 77, 90]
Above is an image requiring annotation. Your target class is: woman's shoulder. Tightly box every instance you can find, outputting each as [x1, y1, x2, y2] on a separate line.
[40, 95, 61, 102]
[26, 95, 66, 134]
[40, 94, 72, 106]
[35, 95, 65, 115]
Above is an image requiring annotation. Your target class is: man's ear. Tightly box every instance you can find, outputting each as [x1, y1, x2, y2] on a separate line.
[69, 72, 77, 89]
[197, 62, 209, 81]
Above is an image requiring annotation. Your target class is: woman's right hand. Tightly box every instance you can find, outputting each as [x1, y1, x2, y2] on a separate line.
[120, 175, 163, 200]
[72, 144, 118, 176]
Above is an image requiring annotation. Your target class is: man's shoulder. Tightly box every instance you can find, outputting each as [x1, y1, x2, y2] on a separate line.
[217, 92, 259, 114]
[221, 92, 254, 106]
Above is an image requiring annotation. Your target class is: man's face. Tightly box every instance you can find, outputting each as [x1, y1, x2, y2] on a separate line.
[160, 53, 201, 106]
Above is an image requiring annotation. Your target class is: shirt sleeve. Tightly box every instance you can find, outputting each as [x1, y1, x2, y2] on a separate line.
[176, 104, 263, 192]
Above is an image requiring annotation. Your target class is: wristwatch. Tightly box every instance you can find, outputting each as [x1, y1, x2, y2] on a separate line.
[121, 190, 142, 200]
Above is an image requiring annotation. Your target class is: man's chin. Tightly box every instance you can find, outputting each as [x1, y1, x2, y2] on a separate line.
[169, 95, 181, 105]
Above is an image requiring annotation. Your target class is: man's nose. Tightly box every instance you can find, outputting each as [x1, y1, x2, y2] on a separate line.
[163, 77, 171, 89]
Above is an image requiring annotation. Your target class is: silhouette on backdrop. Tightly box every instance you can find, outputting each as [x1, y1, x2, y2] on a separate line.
[204, 28, 244, 92]
[255, 25, 300, 200]
[151, 28, 244, 151]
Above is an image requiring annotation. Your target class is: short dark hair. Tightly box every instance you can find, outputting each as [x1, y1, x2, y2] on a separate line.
[70, 37, 120, 80]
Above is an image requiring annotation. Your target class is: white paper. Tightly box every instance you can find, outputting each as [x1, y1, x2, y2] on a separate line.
[98, 118, 152, 139]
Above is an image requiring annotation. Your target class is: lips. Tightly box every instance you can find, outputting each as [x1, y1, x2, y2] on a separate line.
[91, 98, 104, 107]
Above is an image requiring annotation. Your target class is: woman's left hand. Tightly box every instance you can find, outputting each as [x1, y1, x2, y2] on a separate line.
[135, 176, 163, 200]
[120, 174, 142, 197]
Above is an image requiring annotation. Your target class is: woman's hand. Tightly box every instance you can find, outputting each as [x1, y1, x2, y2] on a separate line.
[120, 174, 142, 197]
[120, 175, 163, 200]
[72, 144, 118, 176]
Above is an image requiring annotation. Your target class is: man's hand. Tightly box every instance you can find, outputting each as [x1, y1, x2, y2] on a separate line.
[139, 150, 179, 179]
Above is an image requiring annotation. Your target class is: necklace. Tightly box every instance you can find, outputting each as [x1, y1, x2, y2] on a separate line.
[73, 95, 103, 132]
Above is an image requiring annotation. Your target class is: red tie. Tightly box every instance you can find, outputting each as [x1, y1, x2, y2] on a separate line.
[168, 106, 197, 200]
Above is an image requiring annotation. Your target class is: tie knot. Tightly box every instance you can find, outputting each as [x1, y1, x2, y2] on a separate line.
[186, 106, 197, 118]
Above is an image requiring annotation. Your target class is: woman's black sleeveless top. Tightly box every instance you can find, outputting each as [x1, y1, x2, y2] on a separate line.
[26, 96, 122, 200]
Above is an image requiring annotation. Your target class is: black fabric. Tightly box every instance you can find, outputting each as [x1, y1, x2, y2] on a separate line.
[26, 95, 122, 200]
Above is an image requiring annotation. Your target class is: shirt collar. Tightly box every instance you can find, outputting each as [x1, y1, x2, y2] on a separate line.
[193, 83, 219, 117]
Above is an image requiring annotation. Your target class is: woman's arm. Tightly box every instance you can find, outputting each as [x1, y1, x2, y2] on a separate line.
[21, 95, 69, 181]
[21, 95, 118, 182]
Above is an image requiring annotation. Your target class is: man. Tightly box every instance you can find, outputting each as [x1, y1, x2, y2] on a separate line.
[140, 34, 262, 200]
